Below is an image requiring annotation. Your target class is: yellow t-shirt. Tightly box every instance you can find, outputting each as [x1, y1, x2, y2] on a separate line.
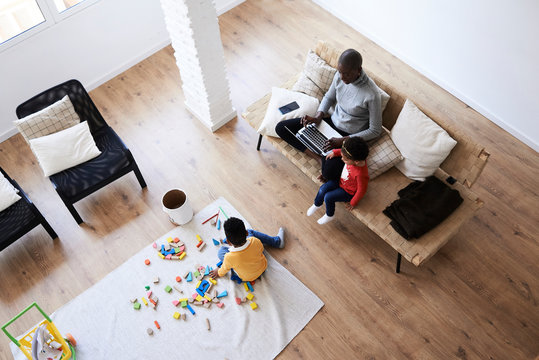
[217, 237, 267, 281]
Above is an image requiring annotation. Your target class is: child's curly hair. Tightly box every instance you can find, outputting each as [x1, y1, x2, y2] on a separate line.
[341, 137, 369, 161]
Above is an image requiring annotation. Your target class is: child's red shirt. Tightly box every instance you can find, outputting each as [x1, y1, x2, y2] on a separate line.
[333, 149, 369, 207]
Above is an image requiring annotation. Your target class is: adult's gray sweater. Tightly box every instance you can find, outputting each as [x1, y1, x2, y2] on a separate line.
[318, 70, 382, 141]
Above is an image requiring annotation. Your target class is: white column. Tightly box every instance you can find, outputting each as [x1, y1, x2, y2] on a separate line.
[159, 0, 236, 132]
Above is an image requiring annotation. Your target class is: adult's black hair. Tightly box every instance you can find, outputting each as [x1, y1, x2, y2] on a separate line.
[339, 49, 363, 70]
[223, 217, 247, 246]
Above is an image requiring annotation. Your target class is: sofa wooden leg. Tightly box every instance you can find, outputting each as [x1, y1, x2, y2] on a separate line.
[256, 135, 263, 151]
[396, 252, 402, 273]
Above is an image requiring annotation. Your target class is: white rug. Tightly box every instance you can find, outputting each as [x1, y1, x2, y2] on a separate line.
[10, 197, 323, 360]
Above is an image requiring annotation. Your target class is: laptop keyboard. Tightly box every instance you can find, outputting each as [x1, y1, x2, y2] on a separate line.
[297, 124, 329, 155]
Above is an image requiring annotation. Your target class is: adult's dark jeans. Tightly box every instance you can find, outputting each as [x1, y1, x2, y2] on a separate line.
[275, 117, 349, 181]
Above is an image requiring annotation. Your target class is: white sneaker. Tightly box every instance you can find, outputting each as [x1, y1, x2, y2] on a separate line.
[306, 204, 321, 216]
[317, 214, 334, 225]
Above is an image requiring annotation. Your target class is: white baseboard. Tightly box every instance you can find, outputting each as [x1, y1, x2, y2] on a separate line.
[216, 0, 245, 16]
[185, 101, 237, 132]
[312, 0, 538, 153]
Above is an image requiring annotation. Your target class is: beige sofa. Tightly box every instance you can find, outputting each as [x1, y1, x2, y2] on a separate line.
[242, 41, 489, 273]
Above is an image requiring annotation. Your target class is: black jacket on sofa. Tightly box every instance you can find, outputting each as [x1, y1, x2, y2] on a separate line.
[383, 176, 463, 239]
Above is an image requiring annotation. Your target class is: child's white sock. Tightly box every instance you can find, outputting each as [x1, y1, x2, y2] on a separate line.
[317, 214, 334, 225]
[307, 204, 321, 216]
[277, 227, 285, 248]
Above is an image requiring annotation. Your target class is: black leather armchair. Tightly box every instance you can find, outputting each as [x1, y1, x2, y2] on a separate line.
[0, 167, 57, 251]
[16, 80, 147, 224]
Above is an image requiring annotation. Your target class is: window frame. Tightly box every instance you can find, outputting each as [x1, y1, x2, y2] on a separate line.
[0, 0, 100, 53]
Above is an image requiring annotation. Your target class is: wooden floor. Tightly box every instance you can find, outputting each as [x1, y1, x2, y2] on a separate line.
[1, 0, 538, 359]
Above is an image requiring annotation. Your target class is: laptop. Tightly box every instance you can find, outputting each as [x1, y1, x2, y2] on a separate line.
[286, 121, 342, 156]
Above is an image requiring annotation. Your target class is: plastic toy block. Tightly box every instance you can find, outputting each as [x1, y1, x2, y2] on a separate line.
[165, 285, 172, 293]
[130, 298, 138, 303]
[217, 219, 221, 230]
[196, 241, 203, 248]
[194, 270, 200, 278]
[198, 280, 210, 292]
[243, 283, 249, 292]
[172, 300, 179, 307]
[196, 295, 203, 302]
[242, 297, 247, 303]
[173, 312, 180, 319]
[174, 237, 180, 243]
[204, 302, 212, 309]
[205, 265, 210, 275]
[178, 298, 188, 302]
[144, 259, 150, 265]
[211, 218, 217, 226]
[147, 291, 152, 298]
[174, 248, 181, 254]
[153, 277, 160, 284]
[212, 238, 220, 246]
[165, 248, 175, 255]
[250, 302, 258, 310]
[235, 297, 242, 305]
[196, 280, 202, 288]
[165, 254, 172, 260]
[186, 304, 195, 315]
[204, 294, 212, 302]
[173, 286, 183, 294]
[176, 276, 182, 283]
[160, 244, 165, 253]
[186, 272, 193, 282]
[206, 318, 211, 331]
[164, 243, 171, 251]
[223, 238, 228, 244]
[246, 293, 254, 301]
[134, 302, 141, 310]
[206, 283, 213, 294]
[149, 298, 157, 306]
[198, 243, 206, 251]
[154, 320, 160, 329]
[179, 245, 185, 252]
[247, 282, 254, 292]
[166, 236, 173, 243]
[179, 252, 186, 260]
[179, 300, 187, 307]
[170, 242, 178, 248]
[216, 260, 223, 268]
[196, 234, 203, 243]
[189, 298, 195, 304]
[147, 328, 153, 335]
[145, 285, 150, 290]
[209, 278, 217, 285]
[213, 297, 220, 303]
[192, 293, 198, 299]
[141, 297, 148, 305]
[202, 212, 219, 224]
[158, 253, 165, 259]
[181, 313, 186, 321]
[196, 288, 205, 297]
[216, 303, 224, 308]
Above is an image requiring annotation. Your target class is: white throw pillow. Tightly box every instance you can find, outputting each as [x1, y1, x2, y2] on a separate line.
[14, 95, 81, 143]
[258, 87, 320, 137]
[29, 121, 102, 177]
[0, 173, 21, 212]
[366, 127, 403, 180]
[390, 99, 457, 181]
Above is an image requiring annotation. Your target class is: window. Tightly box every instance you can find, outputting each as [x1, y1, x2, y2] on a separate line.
[0, 0, 99, 51]
[0, 0, 45, 44]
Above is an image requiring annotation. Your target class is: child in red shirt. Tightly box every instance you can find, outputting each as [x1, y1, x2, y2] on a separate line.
[307, 137, 369, 224]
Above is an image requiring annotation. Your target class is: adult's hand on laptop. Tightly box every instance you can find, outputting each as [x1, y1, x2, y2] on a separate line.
[301, 113, 322, 127]
[324, 137, 346, 151]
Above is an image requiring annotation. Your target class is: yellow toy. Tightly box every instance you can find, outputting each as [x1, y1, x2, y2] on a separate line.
[2, 302, 76, 359]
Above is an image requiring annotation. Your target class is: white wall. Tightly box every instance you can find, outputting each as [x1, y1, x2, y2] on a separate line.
[313, 0, 539, 152]
[0, 0, 243, 142]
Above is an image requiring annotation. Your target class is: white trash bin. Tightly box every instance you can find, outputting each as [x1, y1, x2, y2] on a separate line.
[162, 189, 193, 225]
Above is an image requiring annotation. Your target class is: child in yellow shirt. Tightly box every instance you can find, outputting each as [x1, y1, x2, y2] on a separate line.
[209, 217, 285, 282]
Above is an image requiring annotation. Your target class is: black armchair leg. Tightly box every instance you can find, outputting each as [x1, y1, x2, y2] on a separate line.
[256, 134, 263, 151]
[396, 252, 402, 273]
[60, 197, 83, 224]
[133, 163, 147, 189]
[40, 217, 58, 239]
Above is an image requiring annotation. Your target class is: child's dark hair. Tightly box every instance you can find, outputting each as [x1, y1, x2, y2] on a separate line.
[341, 137, 369, 161]
[223, 217, 247, 246]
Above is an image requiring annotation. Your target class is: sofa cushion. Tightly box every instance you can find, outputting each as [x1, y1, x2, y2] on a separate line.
[258, 87, 319, 137]
[14, 95, 81, 142]
[390, 99, 457, 181]
[292, 50, 336, 101]
[367, 128, 403, 179]
[0, 174, 21, 212]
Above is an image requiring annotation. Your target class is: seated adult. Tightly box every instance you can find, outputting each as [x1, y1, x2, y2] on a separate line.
[275, 48, 382, 181]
